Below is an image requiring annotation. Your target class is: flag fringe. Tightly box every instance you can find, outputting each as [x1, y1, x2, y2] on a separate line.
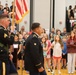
[16, 10, 29, 24]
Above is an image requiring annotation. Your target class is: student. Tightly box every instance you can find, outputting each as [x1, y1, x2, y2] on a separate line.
[62, 36, 67, 69]
[51, 35, 63, 74]
[45, 35, 51, 72]
[12, 34, 22, 69]
[41, 37, 47, 69]
[67, 31, 76, 74]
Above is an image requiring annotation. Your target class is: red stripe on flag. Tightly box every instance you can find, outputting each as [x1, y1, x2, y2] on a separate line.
[23, 0, 28, 11]
[15, 0, 29, 23]
[16, 0, 22, 15]
[16, 14, 19, 20]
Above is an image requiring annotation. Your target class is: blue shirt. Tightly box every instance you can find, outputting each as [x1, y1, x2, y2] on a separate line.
[62, 42, 67, 54]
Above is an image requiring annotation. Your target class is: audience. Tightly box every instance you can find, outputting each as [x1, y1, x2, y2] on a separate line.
[0, 1, 76, 75]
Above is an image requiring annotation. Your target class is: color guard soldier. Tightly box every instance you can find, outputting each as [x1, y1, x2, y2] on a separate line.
[0, 10, 17, 75]
[24, 23, 47, 75]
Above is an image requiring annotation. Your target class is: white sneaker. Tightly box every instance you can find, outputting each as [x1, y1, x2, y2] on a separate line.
[68, 72, 71, 74]
[51, 70, 55, 74]
[58, 71, 61, 74]
[48, 68, 51, 72]
[71, 72, 74, 74]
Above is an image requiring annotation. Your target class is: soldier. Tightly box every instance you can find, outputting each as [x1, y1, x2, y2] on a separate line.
[24, 23, 47, 75]
[0, 10, 17, 75]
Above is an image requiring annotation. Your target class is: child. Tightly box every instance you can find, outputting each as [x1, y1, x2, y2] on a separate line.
[62, 36, 67, 69]
[45, 35, 51, 72]
[41, 37, 47, 68]
[67, 31, 76, 74]
[51, 35, 63, 74]
[12, 34, 22, 69]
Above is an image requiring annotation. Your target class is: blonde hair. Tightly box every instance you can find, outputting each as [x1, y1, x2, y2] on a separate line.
[62, 36, 67, 39]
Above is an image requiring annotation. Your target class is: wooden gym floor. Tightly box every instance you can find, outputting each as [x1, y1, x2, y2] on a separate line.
[18, 69, 76, 75]
[18, 60, 76, 75]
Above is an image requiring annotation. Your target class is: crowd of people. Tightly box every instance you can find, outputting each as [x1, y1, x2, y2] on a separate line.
[67, 5, 76, 31]
[15, 23, 75, 75]
[40, 27, 76, 74]
[0, 1, 76, 75]
[7, 24, 76, 75]
[0, 1, 17, 33]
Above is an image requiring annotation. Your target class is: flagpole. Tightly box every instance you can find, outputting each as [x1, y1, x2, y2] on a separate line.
[11, 0, 15, 32]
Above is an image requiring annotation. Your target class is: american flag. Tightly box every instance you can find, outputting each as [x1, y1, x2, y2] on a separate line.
[15, 0, 29, 23]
